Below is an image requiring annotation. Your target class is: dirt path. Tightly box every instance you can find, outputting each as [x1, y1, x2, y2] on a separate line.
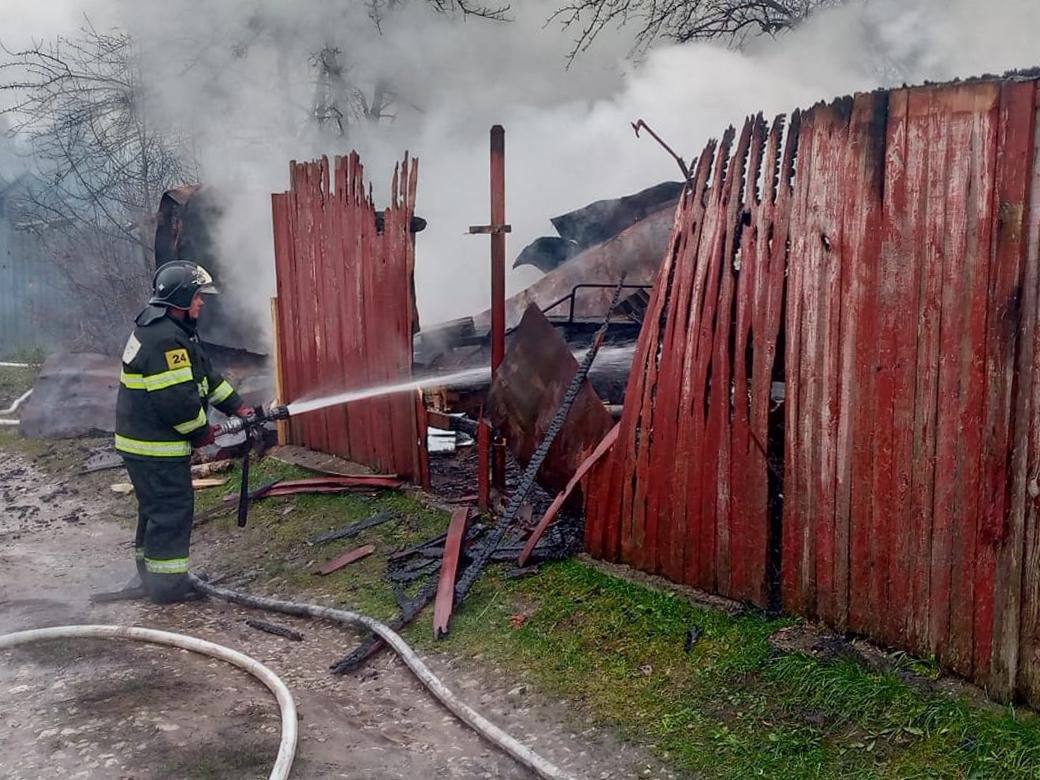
[0, 452, 670, 779]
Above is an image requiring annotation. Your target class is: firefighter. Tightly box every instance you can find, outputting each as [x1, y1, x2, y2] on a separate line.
[115, 261, 250, 604]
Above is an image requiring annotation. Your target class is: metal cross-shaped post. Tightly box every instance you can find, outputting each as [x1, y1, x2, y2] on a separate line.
[468, 125, 511, 499]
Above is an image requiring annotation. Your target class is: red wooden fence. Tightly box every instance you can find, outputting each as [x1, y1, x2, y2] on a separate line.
[271, 152, 429, 486]
[585, 76, 1040, 704]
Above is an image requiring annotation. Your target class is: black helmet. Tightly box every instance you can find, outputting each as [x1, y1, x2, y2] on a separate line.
[149, 261, 219, 309]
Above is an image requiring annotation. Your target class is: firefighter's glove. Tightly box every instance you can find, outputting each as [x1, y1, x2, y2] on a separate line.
[194, 424, 220, 448]
[235, 405, 254, 419]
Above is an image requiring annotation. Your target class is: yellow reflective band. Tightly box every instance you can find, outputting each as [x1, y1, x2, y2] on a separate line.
[142, 366, 194, 391]
[173, 408, 208, 434]
[120, 370, 146, 390]
[208, 379, 234, 404]
[114, 434, 191, 458]
[144, 557, 189, 574]
[135, 548, 145, 560]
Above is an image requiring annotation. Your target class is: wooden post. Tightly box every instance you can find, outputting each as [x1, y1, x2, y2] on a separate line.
[270, 297, 288, 445]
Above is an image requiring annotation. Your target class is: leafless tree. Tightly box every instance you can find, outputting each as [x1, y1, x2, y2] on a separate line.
[0, 21, 197, 257]
[0, 21, 198, 351]
[368, 0, 510, 29]
[549, 0, 844, 61]
[315, 1, 510, 134]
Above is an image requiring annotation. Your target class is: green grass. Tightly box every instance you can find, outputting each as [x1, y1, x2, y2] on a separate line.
[10, 441, 1040, 779]
[190, 457, 454, 621]
[0, 363, 39, 408]
[425, 562, 1040, 779]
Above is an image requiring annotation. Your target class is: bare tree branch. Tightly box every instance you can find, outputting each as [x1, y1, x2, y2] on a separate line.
[547, 0, 844, 62]
[0, 23, 196, 248]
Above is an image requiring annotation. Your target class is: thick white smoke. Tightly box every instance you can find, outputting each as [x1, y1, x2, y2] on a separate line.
[4, 0, 1040, 334]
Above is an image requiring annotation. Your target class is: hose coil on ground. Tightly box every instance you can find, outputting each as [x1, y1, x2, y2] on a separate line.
[0, 624, 297, 780]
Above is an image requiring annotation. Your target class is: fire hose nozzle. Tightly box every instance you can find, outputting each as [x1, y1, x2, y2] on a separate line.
[215, 404, 291, 437]
[267, 404, 290, 421]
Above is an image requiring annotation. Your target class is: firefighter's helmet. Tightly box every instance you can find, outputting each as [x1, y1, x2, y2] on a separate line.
[149, 261, 219, 309]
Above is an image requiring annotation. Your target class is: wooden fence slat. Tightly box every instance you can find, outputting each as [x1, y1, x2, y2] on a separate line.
[729, 114, 768, 604]
[685, 128, 736, 589]
[907, 87, 945, 651]
[270, 152, 426, 483]
[885, 88, 926, 648]
[783, 107, 816, 617]
[833, 92, 886, 632]
[947, 84, 999, 676]
[988, 81, 1038, 698]
[585, 79, 1040, 694]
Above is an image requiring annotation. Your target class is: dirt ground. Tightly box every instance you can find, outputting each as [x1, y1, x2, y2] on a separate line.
[0, 452, 672, 779]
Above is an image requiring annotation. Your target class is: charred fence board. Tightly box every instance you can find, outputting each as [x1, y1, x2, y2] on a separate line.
[584, 76, 1040, 703]
[271, 153, 428, 486]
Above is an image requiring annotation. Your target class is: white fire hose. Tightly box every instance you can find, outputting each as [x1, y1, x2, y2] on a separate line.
[0, 388, 32, 425]
[0, 581, 575, 780]
[0, 624, 297, 780]
[189, 575, 575, 780]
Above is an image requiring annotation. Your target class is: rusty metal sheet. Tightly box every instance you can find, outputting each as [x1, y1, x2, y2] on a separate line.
[487, 304, 614, 498]
[472, 205, 676, 332]
[271, 153, 428, 485]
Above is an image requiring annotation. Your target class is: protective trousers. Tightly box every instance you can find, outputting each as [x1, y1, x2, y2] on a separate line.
[123, 457, 195, 603]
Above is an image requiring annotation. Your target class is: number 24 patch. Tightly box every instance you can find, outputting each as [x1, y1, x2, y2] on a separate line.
[165, 348, 191, 370]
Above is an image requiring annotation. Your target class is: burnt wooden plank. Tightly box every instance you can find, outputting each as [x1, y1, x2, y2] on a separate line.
[522, 423, 620, 567]
[433, 507, 469, 637]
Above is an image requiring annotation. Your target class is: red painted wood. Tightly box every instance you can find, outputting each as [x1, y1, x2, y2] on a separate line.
[433, 507, 469, 637]
[684, 129, 735, 589]
[986, 81, 1037, 697]
[1016, 123, 1040, 705]
[884, 88, 922, 649]
[645, 160, 703, 578]
[729, 115, 768, 604]
[585, 79, 1040, 695]
[270, 153, 428, 483]
[783, 107, 816, 618]
[928, 91, 973, 663]
[948, 84, 999, 676]
[318, 543, 376, 575]
[906, 87, 944, 651]
[659, 146, 716, 582]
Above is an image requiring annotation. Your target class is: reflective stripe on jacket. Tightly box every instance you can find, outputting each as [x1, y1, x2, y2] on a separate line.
[115, 310, 243, 460]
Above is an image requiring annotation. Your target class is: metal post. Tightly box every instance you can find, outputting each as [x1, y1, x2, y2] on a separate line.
[490, 125, 506, 373]
[489, 126, 508, 492]
[469, 125, 512, 500]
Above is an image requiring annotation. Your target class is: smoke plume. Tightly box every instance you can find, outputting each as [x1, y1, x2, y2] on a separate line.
[4, 0, 1039, 337]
